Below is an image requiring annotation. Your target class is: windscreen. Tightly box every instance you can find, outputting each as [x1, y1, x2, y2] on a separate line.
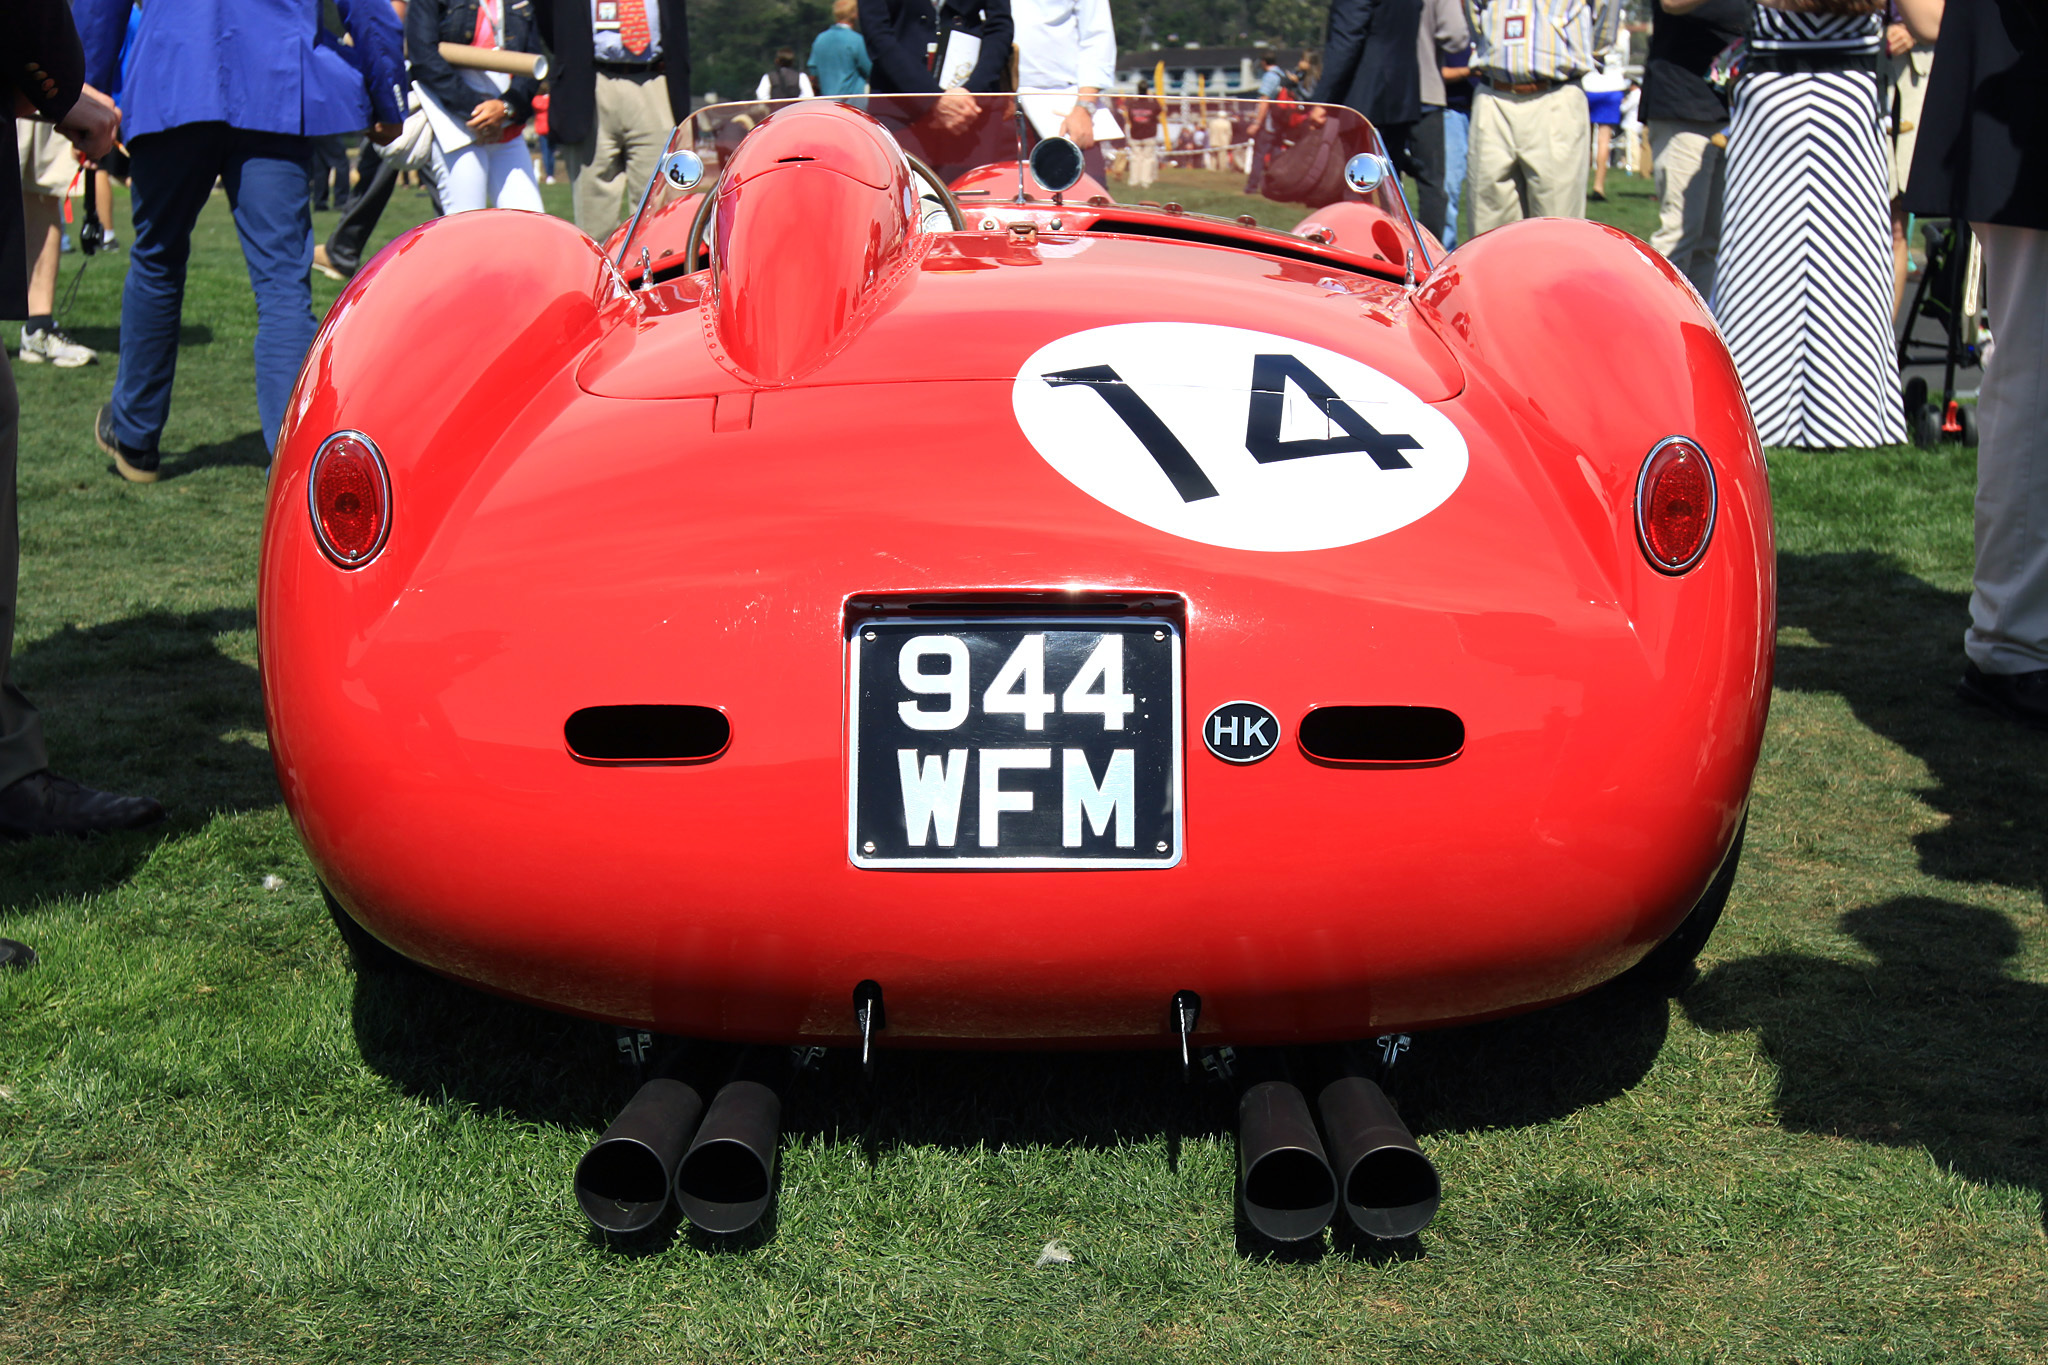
[615, 92, 1424, 276]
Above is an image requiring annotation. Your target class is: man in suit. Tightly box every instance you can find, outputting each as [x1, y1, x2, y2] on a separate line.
[75, 0, 405, 479]
[0, 1, 163, 903]
[861, 0, 1013, 135]
[535, 0, 691, 241]
[1313, 0, 1425, 171]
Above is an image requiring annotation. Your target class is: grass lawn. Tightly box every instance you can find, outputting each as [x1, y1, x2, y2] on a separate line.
[0, 176, 2042, 1364]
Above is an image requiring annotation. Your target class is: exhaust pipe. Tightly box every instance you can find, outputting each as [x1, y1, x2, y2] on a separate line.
[674, 1077, 782, 1234]
[574, 1077, 705, 1233]
[1237, 1080, 1338, 1242]
[1317, 1075, 1440, 1239]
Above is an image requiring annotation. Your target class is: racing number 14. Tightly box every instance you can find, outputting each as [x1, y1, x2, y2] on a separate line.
[1043, 354, 1422, 503]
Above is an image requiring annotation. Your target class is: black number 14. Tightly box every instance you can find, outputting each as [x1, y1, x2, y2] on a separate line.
[1043, 355, 1421, 504]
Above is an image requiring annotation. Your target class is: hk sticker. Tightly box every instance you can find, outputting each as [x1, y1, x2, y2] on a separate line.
[1202, 700, 1281, 764]
[1012, 322, 1468, 552]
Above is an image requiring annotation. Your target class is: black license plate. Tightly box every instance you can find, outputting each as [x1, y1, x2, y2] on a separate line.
[849, 619, 1182, 868]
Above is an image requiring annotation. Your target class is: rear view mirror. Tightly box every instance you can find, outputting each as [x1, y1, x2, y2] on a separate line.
[1029, 136, 1085, 195]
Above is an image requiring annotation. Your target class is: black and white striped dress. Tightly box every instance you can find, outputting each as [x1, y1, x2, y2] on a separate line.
[1711, 8, 1906, 449]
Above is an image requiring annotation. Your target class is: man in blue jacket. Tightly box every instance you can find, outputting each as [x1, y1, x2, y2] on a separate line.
[74, 0, 404, 481]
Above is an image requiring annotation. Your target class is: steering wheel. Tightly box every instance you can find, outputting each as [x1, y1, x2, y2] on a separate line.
[904, 154, 966, 231]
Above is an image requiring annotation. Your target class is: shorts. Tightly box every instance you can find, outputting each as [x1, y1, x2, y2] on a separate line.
[17, 118, 79, 197]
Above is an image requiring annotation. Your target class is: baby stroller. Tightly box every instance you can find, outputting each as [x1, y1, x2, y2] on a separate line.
[1896, 217, 1984, 448]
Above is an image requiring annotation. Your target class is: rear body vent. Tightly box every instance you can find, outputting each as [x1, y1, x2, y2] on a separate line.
[1298, 706, 1463, 766]
[566, 706, 731, 764]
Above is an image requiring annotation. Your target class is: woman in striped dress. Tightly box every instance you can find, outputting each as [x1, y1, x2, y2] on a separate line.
[1707, 0, 1907, 448]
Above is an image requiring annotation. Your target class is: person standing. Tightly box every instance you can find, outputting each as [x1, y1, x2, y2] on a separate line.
[14, 121, 95, 366]
[1884, 1, 1933, 316]
[1244, 52, 1286, 193]
[1643, 0, 1742, 298]
[1313, 0, 1424, 173]
[756, 48, 815, 101]
[1011, 0, 1116, 182]
[1123, 83, 1163, 187]
[534, 0, 691, 241]
[0, 0, 164, 888]
[1462, 0, 1620, 232]
[1705, 0, 1905, 449]
[1409, 0, 1471, 252]
[410, 0, 544, 213]
[808, 0, 872, 98]
[1438, 35, 1473, 246]
[75, 0, 404, 479]
[862, 0, 1013, 109]
[1896, 0, 2048, 722]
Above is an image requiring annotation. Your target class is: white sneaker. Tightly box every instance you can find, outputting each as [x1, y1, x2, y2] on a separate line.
[19, 326, 97, 368]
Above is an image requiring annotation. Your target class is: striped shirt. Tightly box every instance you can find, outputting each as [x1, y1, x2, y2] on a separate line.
[1463, 0, 1621, 85]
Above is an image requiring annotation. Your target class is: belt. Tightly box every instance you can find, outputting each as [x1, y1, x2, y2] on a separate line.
[1743, 49, 1885, 77]
[594, 57, 665, 77]
[1479, 74, 1563, 95]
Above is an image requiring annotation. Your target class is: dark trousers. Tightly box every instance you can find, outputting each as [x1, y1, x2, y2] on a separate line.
[111, 122, 315, 455]
[1246, 121, 1276, 193]
[1409, 108, 1448, 249]
[0, 365, 48, 790]
[309, 132, 352, 209]
[326, 150, 402, 276]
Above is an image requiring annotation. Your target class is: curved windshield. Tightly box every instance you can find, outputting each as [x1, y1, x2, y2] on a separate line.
[615, 92, 1426, 280]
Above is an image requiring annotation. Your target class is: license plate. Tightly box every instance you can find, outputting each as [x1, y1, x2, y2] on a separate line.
[848, 619, 1183, 868]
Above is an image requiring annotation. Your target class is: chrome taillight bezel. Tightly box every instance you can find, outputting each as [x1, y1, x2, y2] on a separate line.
[307, 429, 392, 568]
[1634, 434, 1716, 575]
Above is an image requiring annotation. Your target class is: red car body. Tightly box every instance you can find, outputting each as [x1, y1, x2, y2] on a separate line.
[260, 98, 1772, 1051]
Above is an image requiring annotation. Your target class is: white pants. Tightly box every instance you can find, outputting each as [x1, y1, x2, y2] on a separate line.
[432, 136, 544, 214]
[1648, 119, 1726, 300]
[1966, 223, 2048, 673]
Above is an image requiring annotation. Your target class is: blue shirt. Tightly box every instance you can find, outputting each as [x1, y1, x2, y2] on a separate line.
[807, 24, 872, 97]
[1258, 65, 1284, 98]
[76, 0, 405, 141]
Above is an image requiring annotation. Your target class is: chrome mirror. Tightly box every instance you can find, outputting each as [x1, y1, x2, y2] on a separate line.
[661, 150, 706, 191]
[1028, 136, 1086, 195]
[1343, 153, 1391, 195]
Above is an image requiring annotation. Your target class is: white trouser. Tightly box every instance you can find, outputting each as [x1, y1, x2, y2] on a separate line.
[1966, 223, 2048, 673]
[1648, 119, 1726, 301]
[431, 136, 544, 214]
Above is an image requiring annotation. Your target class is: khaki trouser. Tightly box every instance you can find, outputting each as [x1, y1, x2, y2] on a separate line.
[1648, 119, 1726, 300]
[0, 364, 48, 791]
[563, 70, 676, 241]
[1127, 136, 1159, 186]
[1966, 224, 2048, 673]
[1469, 83, 1590, 233]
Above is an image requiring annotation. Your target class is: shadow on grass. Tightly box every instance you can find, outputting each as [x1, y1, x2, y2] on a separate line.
[1684, 896, 2047, 1228]
[0, 607, 274, 912]
[60, 322, 214, 352]
[1776, 551, 2048, 897]
[154, 429, 269, 480]
[345, 939, 1670, 1256]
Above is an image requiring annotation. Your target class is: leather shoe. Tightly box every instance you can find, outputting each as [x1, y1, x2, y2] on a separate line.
[96, 403, 160, 483]
[1957, 662, 2048, 730]
[0, 770, 165, 840]
[0, 938, 35, 969]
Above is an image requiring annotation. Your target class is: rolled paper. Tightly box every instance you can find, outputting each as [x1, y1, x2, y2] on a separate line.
[437, 43, 549, 81]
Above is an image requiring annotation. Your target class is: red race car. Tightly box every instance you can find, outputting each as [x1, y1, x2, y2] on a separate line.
[260, 96, 1771, 1245]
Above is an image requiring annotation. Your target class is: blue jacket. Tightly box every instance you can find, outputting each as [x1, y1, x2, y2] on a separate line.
[76, 0, 406, 141]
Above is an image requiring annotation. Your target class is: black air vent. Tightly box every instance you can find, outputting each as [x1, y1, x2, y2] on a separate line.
[566, 706, 730, 764]
[1298, 706, 1463, 765]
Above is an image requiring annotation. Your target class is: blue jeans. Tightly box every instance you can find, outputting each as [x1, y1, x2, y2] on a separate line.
[112, 122, 315, 454]
[1442, 107, 1469, 250]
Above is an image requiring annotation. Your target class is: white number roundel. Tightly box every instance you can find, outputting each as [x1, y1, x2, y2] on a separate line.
[1011, 322, 1468, 553]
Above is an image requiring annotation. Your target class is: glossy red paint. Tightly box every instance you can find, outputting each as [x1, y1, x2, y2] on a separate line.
[263, 101, 1772, 1050]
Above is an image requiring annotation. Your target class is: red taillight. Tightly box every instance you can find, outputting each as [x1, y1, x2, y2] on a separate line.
[1635, 436, 1715, 573]
[308, 431, 390, 567]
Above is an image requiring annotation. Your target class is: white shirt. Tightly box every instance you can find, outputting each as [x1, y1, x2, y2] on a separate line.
[591, 0, 663, 63]
[1011, 0, 1117, 94]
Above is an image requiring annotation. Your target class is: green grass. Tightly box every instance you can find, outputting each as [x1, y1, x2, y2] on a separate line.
[0, 183, 2043, 1364]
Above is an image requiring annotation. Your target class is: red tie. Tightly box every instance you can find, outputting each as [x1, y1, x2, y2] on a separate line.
[619, 0, 651, 57]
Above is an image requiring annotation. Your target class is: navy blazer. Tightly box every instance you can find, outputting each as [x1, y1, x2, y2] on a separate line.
[859, 0, 1013, 96]
[1312, 0, 1423, 129]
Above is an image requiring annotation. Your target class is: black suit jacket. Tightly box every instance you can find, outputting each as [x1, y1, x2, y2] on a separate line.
[1312, 0, 1423, 130]
[3, 0, 86, 318]
[534, 0, 691, 146]
[859, 0, 1012, 96]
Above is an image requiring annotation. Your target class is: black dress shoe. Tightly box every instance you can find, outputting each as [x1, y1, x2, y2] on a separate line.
[0, 938, 35, 969]
[0, 770, 166, 840]
[96, 403, 160, 483]
[1957, 662, 2048, 730]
